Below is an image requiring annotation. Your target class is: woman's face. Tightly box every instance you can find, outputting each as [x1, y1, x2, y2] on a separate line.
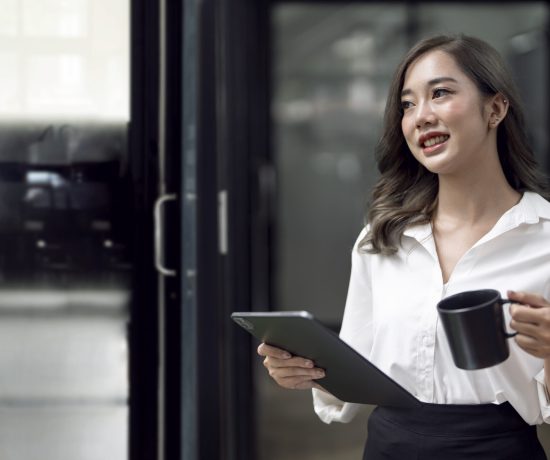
[400, 50, 495, 176]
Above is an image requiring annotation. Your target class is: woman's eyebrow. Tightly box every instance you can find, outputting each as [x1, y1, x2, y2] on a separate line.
[401, 77, 459, 97]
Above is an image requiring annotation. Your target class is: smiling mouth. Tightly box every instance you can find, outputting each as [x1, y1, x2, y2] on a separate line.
[423, 135, 449, 148]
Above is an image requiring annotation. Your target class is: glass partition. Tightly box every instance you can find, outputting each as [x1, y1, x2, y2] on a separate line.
[259, 3, 550, 459]
[0, 1, 130, 459]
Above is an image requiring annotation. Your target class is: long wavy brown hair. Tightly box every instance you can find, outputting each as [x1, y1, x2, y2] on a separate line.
[360, 34, 549, 255]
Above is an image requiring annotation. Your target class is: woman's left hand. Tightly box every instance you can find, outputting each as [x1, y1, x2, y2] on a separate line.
[508, 290, 550, 359]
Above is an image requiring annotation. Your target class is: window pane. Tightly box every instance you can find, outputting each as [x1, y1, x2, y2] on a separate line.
[263, 3, 550, 460]
[0, 0, 129, 120]
[0, 2, 130, 460]
[273, 3, 408, 325]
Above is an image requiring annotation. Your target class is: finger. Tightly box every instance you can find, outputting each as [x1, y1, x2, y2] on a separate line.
[510, 304, 542, 324]
[508, 291, 550, 309]
[264, 355, 316, 369]
[277, 376, 318, 390]
[266, 367, 325, 390]
[511, 304, 550, 330]
[517, 345, 546, 359]
[263, 357, 324, 377]
[513, 331, 550, 356]
[512, 315, 550, 344]
[257, 343, 291, 359]
[287, 376, 329, 390]
[268, 365, 325, 380]
[510, 318, 540, 338]
[514, 333, 540, 349]
[513, 337, 550, 359]
[264, 364, 325, 392]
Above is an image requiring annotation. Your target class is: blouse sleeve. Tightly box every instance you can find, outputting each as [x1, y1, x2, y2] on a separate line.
[533, 279, 550, 424]
[534, 370, 550, 423]
[312, 227, 374, 424]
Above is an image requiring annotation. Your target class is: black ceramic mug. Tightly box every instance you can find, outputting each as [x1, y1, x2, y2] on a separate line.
[437, 289, 517, 370]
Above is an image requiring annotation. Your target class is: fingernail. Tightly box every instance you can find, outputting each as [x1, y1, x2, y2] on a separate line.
[304, 360, 313, 368]
[316, 371, 325, 378]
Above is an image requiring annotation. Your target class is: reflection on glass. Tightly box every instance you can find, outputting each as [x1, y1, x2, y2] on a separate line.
[0, 317, 128, 399]
[0, 52, 19, 110]
[27, 56, 89, 114]
[22, 0, 88, 37]
[414, 3, 549, 170]
[0, 407, 128, 460]
[263, 3, 550, 460]
[0, 0, 18, 36]
[0, 1, 130, 460]
[0, 0, 129, 120]
[273, 3, 408, 325]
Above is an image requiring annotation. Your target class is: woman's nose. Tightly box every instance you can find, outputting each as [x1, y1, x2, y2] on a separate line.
[415, 101, 436, 127]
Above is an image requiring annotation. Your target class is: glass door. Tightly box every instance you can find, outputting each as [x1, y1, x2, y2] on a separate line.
[0, 1, 131, 459]
[259, 2, 550, 459]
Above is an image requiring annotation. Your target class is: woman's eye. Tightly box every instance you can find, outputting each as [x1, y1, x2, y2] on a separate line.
[433, 88, 451, 99]
[401, 100, 414, 111]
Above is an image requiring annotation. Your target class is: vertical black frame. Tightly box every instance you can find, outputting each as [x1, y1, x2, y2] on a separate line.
[179, 0, 273, 458]
[129, 0, 161, 459]
[214, 1, 273, 458]
[181, 0, 273, 458]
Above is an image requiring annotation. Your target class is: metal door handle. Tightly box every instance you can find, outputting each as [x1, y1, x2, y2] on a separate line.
[154, 194, 177, 276]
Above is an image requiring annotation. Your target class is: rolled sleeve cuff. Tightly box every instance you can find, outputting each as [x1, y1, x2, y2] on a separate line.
[312, 388, 362, 424]
[534, 368, 550, 423]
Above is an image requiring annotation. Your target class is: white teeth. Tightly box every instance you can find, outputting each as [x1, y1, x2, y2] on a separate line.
[423, 135, 449, 147]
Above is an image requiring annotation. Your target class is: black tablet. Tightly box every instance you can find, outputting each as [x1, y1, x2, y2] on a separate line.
[231, 310, 422, 409]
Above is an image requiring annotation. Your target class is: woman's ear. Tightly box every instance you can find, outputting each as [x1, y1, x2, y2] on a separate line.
[487, 93, 509, 129]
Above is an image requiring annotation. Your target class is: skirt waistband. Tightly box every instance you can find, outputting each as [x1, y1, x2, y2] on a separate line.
[376, 402, 529, 437]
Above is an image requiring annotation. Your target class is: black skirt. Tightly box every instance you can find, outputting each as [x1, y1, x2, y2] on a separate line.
[363, 402, 547, 460]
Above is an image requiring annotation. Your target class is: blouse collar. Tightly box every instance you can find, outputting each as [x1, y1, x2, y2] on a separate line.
[403, 191, 550, 244]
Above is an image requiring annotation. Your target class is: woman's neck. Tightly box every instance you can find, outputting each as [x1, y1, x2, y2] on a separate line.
[435, 170, 521, 226]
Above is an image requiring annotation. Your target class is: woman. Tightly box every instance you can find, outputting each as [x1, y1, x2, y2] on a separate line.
[258, 35, 550, 459]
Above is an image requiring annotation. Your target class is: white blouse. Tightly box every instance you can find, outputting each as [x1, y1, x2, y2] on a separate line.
[313, 191, 550, 425]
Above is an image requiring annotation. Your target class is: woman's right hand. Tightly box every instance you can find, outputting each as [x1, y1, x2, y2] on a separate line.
[257, 342, 326, 390]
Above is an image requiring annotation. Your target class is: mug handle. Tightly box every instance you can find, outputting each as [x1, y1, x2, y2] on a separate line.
[499, 298, 518, 338]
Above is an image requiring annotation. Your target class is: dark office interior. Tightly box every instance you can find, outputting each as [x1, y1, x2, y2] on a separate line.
[1, 1, 550, 459]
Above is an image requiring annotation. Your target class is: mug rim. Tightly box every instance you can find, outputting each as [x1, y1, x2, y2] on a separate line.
[436, 288, 501, 314]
